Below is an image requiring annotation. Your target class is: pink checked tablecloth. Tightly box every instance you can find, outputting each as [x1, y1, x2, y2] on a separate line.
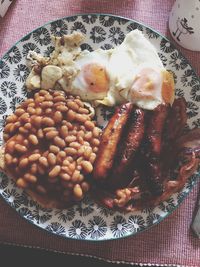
[0, 1, 200, 266]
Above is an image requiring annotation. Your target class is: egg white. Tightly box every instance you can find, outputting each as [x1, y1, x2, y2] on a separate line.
[101, 30, 166, 108]
[65, 49, 111, 101]
[56, 30, 173, 109]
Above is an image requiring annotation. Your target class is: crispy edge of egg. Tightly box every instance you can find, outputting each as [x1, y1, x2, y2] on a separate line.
[162, 70, 175, 106]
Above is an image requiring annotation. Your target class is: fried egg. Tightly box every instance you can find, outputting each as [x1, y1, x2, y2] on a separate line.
[26, 30, 174, 110]
[65, 30, 174, 109]
[67, 49, 111, 100]
[101, 30, 174, 109]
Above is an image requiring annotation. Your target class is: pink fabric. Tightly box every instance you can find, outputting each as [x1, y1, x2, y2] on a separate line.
[0, 1, 200, 266]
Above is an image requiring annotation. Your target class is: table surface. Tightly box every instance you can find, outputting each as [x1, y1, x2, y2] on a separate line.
[0, 1, 200, 266]
[0, 244, 137, 266]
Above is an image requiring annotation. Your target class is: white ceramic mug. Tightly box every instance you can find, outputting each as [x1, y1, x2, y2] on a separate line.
[0, 0, 13, 17]
[169, 0, 200, 51]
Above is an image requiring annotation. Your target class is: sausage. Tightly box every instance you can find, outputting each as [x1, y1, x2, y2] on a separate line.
[93, 103, 133, 180]
[108, 107, 145, 188]
[146, 104, 170, 156]
[167, 97, 187, 140]
[144, 104, 169, 195]
[161, 97, 188, 175]
[115, 108, 145, 174]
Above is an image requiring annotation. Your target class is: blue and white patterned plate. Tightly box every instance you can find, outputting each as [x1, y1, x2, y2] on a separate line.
[0, 14, 200, 241]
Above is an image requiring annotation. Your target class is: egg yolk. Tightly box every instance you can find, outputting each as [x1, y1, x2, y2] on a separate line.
[83, 63, 109, 93]
[130, 68, 162, 101]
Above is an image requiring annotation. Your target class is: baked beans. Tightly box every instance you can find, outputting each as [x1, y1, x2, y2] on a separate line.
[4, 90, 102, 205]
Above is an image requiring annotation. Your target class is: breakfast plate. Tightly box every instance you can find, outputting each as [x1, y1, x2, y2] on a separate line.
[0, 14, 200, 241]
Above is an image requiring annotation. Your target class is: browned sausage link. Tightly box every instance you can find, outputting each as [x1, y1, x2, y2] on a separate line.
[161, 98, 188, 175]
[167, 97, 187, 140]
[147, 104, 169, 156]
[109, 108, 145, 188]
[145, 104, 169, 195]
[93, 103, 133, 180]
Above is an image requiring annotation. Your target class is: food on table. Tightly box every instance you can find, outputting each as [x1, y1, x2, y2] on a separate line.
[107, 106, 145, 189]
[1, 28, 199, 212]
[93, 98, 200, 211]
[25, 30, 174, 110]
[142, 104, 170, 196]
[93, 102, 133, 181]
[1, 90, 102, 208]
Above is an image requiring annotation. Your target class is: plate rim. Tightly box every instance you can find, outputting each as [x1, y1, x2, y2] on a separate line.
[0, 13, 200, 242]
